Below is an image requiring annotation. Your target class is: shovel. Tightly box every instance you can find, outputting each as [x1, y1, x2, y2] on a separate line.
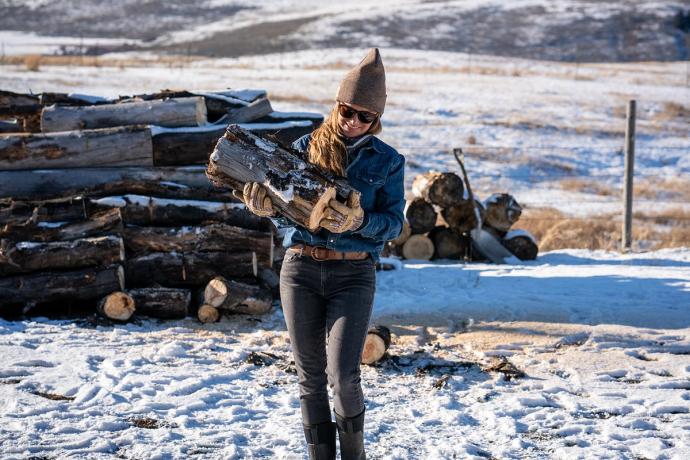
[453, 148, 514, 264]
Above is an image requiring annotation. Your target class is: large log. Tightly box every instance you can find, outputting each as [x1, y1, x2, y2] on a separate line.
[207, 125, 358, 231]
[401, 234, 435, 260]
[226, 98, 273, 123]
[442, 199, 484, 234]
[405, 198, 436, 235]
[0, 166, 228, 200]
[0, 264, 124, 310]
[0, 90, 40, 116]
[0, 126, 153, 170]
[203, 276, 272, 315]
[128, 287, 191, 319]
[483, 193, 522, 232]
[122, 223, 272, 267]
[428, 226, 467, 260]
[0, 120, 21, 133]
[412, 172, 464, 208]
[0, 235, 124, 276]
[0, 208, 123, 242]
[125, 251, 259, 288]
[151, 120, 315, 166]
[97, 291, 136, 321]
[503, 230, 538, 261]
[41, 97, 207, 132]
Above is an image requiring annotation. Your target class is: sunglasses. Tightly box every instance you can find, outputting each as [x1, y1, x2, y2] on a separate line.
[337, 103, 378, 124]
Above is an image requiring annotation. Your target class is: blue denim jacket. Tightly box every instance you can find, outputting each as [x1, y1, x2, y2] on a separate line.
[270, 133, 406, 262]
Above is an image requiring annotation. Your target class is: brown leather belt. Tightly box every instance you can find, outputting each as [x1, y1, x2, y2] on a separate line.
[288, 244, 369, 261]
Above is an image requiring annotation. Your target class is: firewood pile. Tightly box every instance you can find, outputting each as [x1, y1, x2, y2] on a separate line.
[384, 172, 538, 262]
[0, 88, 323, 322]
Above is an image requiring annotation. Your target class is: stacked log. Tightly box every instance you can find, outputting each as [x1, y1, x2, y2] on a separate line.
[0, 87, 318, 320]
[384, 171, 538, 262]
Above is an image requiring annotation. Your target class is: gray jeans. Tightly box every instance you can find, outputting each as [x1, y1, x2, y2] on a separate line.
[280, 249, 376, 425]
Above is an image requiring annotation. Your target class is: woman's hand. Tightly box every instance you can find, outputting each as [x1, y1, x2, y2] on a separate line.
[319, 193, 364, 233]
[233, 182, 276, 217]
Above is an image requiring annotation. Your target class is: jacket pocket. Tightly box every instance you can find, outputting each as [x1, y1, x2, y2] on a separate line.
[354, 170, 386, 186]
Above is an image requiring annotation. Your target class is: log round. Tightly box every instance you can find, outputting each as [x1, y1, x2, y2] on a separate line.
[503, 232, 538, 261]
[405, 198, 436, 235]
[203, 276, 273, 315]
[361, 325, 391, 365]
[483, 193, 522, 232]
[401, 234, 435, 261]
[428, 226, 467, 260]
[198, 304, 220, 323]
[442, 199, 484, 234]
[412, 172, 464, 208]
[128, 288, 191, 319]
[97, 291, 135, 321]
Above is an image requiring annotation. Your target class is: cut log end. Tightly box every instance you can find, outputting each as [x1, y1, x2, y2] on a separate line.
[361, 325, 391, 365]
[98, 291, 135, 321]
[198, 304, 220, 323]
[204, 276, 229, 307]
[402, 234, 435, 260]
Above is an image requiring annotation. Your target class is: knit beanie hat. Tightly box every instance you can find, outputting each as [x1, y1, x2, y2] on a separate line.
[336, 48, 387, 114]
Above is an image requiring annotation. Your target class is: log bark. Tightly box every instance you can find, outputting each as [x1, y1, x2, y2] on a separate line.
[0, 90, 40, 116]
[226, 98, 273, 123]
[0, 166, 228, 201]
[442, 199, 484, 234]
[207, 125, 358, 231]
[0, 264, 124, 310]
[0, 120, 21, 133]
[203, 276, 272, 315]
[125, 251, 259, 288]
[128, 287, 191, 319]
[41, 97, 207, 132]
[0, 195, 117, 227]
[97, 291, 135, 321]
[401, 234, 435, 260]
[405, 198, 436, 235]
[0, 208, 123, 242]
[412, 172, 464, 208]
[0, 235, 124, 276]
[0, 126, 153, 170]
[503, 232, 538, 261]
[428, 226, 467, 260]
[361, 325, 391, 365]
[122, 223, 272, 267]
[483, 194, 522, 232]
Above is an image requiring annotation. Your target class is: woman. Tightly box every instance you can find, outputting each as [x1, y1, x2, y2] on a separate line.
[242, 48, 405, 460]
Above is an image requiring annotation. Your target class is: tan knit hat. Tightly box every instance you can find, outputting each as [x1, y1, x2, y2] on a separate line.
[336, 48, 387, 114]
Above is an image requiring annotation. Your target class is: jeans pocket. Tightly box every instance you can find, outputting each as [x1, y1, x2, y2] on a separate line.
[345, 257, 375, 270]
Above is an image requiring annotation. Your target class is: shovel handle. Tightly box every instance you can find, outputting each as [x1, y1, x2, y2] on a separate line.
[453, 148, 482, 228]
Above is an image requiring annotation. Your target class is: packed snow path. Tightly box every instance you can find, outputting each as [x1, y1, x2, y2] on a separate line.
[1, 249, 689, 459]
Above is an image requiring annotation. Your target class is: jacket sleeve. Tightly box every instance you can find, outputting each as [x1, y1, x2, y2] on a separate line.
[353, 154, 405, 242]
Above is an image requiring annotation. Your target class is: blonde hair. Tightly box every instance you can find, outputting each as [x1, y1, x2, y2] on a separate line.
[307, 104, 382, 177]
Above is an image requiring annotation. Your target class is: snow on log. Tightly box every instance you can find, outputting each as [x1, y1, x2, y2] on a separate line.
[41, 97, 207, 132]
[361, 325, 391, 365]
[0, 126, 153, 170]
[128, 287, 191, 319]
[412, 172, 464, 208]
[0, 166, 227, 201]
[0, 208, 123, 242]
[405, 198, 436, 235]
[206, 124, 359, 232]
[401, 234, 435, 260]
[97, 291, 135, 321]
[0, 264, 124, 310]
[483, 193, 522, 233]
[0, 235, 124, 276]
[503, 229, 538, 261]
[428, 226, 467, 260]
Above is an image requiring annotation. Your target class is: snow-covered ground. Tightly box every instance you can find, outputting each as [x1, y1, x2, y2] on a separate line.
[1, 249, 689, 459]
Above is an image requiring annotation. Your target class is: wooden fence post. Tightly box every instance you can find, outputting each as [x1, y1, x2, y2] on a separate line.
[622, 99, 636, 252]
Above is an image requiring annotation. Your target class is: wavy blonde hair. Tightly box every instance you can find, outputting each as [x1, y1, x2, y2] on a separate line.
[307, 103, 382, 177]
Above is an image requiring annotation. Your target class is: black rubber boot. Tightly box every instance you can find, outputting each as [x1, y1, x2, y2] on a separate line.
[303, 420, 336, 460]
[334, 408, 366, 460]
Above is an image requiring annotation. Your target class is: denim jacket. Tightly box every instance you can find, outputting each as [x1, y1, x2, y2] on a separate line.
[270, 133, 406, 262]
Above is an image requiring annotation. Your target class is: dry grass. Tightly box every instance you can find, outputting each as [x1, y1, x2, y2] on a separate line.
[24, 54, 41, 72]
[558, 178, 615, 196]
[653, 102, 690, 122]
[4, 54, 193, 70]
[634, 176, 690, 201]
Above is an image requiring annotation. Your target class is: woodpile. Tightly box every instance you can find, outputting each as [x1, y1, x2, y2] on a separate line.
[384, 172, 538, 262]
[1, 87, 323, 321]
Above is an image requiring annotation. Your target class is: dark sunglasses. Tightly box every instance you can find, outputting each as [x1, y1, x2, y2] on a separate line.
[338, 103, 378, 124]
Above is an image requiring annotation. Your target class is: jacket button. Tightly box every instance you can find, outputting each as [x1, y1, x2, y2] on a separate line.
[369, 178, 373, 182]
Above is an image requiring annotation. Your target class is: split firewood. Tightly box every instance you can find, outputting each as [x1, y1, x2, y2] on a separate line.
[128, 287, 191, 319]
[0, 208, 123, 242]
[428, 226, 467, 260]
[412, 172, 464, 208]
[503, 230, 538, 261]
[0, 235, 124, 276]
[97, 291, 135, 321]
[0, 195, 118, 227]
[203, 276, 272, 315]
[122, 223, 273, 267]
[197, 304, 220, 323]
[361, 325, 392, 365]
[405, 198, 436, 235]
[0, 166, 228, 201]
[226, 98, 273, 123]
[0, 90, 41, 116]
[441, 199, 484, 234]
[206, 124, 359, 232]
[41, 96, 207, 132]
[390, 220, 411, 246]
[0, 264, 124, 310]
[483, 193, 522, 232]
[0, 126, 153, 170]
[402, 234, 435, 260]
[125, 251, 259, 288]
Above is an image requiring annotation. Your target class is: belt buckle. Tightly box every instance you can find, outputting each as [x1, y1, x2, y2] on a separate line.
[310, 246, 328, 262]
